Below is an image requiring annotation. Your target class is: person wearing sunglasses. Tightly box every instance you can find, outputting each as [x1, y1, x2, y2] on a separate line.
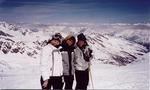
[40, 33, 64, 89]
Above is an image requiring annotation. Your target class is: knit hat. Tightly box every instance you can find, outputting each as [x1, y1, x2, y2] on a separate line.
[77, 33, 86, 41]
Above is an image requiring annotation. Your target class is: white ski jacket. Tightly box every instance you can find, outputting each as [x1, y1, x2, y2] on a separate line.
[40, 44, 63, 81]
[74, 46, 93, 71]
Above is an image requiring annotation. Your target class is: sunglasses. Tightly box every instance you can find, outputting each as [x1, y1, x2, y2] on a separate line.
[52, 34, 62, 39]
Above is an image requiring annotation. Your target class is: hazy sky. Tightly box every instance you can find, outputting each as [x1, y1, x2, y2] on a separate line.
[0, 0, 149, 24]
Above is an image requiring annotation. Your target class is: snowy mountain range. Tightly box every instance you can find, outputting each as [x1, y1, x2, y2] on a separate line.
[0, 21, 149, 67]
[0, 21, 149, 89]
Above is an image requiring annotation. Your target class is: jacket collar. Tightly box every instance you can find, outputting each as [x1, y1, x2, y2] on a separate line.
[48, 44, 57, 49]
[48, 43, 62, 50]
[76, 46, 83, 52]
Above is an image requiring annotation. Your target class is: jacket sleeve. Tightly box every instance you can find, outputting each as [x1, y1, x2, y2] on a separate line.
[84, 46, 93, 61]
[73, 49, 77, 65]
[88, 46, 93, 61]
[40, 46, 52, 81]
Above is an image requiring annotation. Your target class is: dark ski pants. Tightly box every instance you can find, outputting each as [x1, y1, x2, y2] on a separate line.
[40, 76, 63, 89]
[64, 75, 74, 89]
[75, 69, 89, 90]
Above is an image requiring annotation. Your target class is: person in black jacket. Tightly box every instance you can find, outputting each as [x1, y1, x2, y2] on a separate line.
[60, 35, 76, 89]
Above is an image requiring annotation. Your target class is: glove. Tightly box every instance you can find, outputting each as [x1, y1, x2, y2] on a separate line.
[83, 48, 93, 62]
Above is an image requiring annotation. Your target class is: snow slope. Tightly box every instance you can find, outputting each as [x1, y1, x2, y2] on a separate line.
[0, 51, 149, 89]
[90, 52, 149, 89]
[0, 52, 41, 89]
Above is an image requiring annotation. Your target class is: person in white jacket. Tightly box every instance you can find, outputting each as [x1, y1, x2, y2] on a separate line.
[60, 35, 76, 89]
[74, 33, 93, 89]
[40, 33, 64, 89]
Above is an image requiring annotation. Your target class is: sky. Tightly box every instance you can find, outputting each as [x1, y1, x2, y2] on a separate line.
[0, 0, 149, 24]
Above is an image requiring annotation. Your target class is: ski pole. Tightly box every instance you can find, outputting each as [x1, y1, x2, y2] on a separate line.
[89, 65, 94, 89]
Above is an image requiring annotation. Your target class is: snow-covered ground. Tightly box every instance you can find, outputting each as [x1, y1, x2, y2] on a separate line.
[0, 52, 41, 89]
[90, 52, 149, 89]
[0, 52, 149, 89]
